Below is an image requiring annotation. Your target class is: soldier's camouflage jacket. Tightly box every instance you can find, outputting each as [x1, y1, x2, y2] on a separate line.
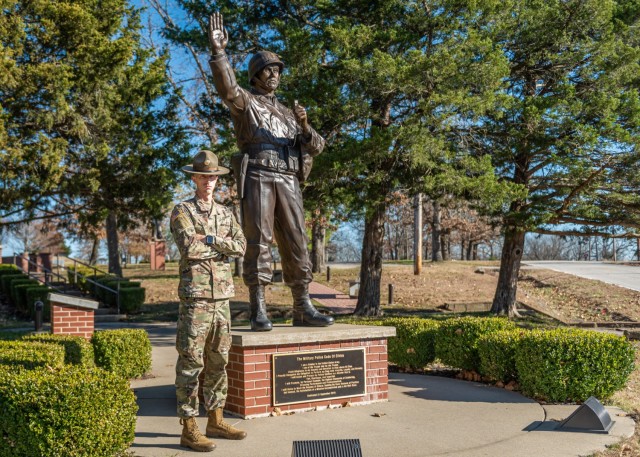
[170, 197, 246, 299]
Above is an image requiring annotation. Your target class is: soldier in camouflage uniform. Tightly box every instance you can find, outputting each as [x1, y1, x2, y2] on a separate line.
[170, 149, 247, 452]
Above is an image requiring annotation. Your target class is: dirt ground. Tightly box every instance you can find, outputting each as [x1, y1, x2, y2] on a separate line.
[125, 260, 640, 324]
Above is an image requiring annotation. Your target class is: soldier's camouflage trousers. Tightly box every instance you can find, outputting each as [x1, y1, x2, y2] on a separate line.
[176, 298, 231, 418]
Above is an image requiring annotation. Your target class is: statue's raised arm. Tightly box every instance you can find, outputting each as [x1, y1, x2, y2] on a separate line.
[207, 12, 245, 112]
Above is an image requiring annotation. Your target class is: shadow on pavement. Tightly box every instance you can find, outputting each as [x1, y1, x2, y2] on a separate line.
[389, 373, 536, 404]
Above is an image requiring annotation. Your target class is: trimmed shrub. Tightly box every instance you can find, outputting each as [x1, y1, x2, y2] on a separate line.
[0, 341, 66, 370]
[0, 264, 19, 274]
[435, 317, 516, 371]
[383, 317, 440, 369]
[99, 280, 141, 306]
[23, 334, 95, 367]
[515, 328, 635, 402]
[92, 328, 151, 378]
[337, 316, 440, 369]
[1, 273, 28, 295]
[12, 280, 40, 313]
[95, 276, 120, 302]
[0, 330, 29, 341]
[477, 329, 524, 382]
[0, 366, 137, 457]
[118, 287, 145, 313]
[25, 286, 51, 320]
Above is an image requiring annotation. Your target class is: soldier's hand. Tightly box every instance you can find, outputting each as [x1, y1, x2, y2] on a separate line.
[293, 100, 310, 136]
[208, 12, 228, 54]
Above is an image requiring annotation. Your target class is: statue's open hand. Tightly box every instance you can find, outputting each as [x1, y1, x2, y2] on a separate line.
[208, 12, 228, 54]
[293, 101, 310, 135]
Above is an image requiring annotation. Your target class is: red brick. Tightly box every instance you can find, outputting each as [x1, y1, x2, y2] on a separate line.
[277, 345, 298, 353]
[244, 406, 268, 416]
[299, 343, 320, 351]
[255, 379, 271, 389]
[228, 387, 240, 398]
[367, 353, 380, 362]
[367, 345, 386, 353]
[254, 362, 271, 372]
[245, 354, 268, 363]
[255, 346, 274, 354]
[242, 397, 256, 407]
[255, 396, 272, 406]
[245, 388, 268, 398]
[367, 361, 388, 370]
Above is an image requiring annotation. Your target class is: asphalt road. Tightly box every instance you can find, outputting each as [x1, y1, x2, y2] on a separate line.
[522, 261, 640, 292]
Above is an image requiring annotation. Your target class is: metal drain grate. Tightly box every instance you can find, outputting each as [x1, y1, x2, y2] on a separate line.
[292, 439, 363, 457]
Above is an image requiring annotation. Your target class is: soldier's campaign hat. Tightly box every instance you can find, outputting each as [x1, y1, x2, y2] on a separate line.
[248, 50, 284, 85]
[182, 150, 230, 175]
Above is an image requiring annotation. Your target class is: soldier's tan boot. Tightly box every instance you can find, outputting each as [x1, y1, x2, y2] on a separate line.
[180, 417, 217, 452]
[206, 408, 247, 440]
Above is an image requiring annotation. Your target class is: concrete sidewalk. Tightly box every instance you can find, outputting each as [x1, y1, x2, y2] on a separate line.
[113, 323, 635, 457]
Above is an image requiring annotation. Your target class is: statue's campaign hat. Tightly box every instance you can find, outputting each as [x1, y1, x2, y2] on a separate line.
[182, 150, 230, 175]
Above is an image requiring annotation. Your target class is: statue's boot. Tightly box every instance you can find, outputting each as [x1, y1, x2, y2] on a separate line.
[206, 408, 247, 440]
[291, 284, 335, 327]
[179, 417, 216, 452]
[249, 284, 272, 331]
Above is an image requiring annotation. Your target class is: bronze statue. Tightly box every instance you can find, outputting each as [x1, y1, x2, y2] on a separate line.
[207, 12, 334, 331]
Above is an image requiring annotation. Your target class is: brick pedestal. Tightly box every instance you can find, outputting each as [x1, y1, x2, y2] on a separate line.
[225, 324, 395, 419]
[150, 240, 166, 271]
[49, 293, 98, 340]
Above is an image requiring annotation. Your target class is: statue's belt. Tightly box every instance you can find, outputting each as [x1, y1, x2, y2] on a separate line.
[241, 143, 299, 174]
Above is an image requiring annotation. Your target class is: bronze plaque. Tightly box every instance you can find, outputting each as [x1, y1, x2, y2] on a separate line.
[272, 348, 366, 406]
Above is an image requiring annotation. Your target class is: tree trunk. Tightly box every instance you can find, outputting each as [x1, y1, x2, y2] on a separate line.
[105, 211, 122, 277]
[414, 193, 422, 275]
[466, 239, 473, 260]
[490, 226, 525, 317]
[310, 219, 325, 274]
[89, 234, 99, 265]
[431, 200, 442, 261]
[354, 203, 386, 316]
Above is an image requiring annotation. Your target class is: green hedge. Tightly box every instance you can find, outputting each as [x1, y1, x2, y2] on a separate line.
[92, 328, 151, 378]
[515, 328, 635, 402]
[0, 366, 137, 457]
[338, 316, 440, 370]
[118, 287, 145, 313]
[22, 334, 95, 367]
[25, 286, 51, 321]
[435, 317, 516, 371]
[0, 264, 19, 274]
[0, 341, 66, 370]
[95, 277, 121, 303]
[1, 273, 28, 295]
[12, 280, 41, 314]
[477, 329, 524, 382]
[383, 317, 440, 369]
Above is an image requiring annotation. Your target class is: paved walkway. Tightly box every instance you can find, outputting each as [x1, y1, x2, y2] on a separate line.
[309, 281, 357, 314]
[103, 322, 635, 457]
[523, 261, 640, 292]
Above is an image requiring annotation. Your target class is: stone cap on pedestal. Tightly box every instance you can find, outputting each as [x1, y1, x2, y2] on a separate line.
[230, 323, 396, 347]
[48, 293, 99, 310]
